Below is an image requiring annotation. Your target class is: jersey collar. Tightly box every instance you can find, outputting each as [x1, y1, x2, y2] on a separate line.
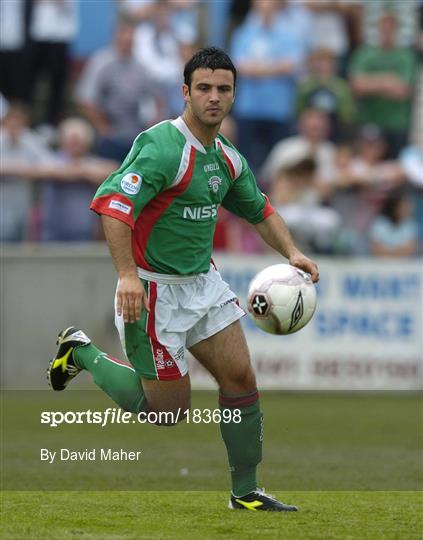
[171, 116, 212, 155]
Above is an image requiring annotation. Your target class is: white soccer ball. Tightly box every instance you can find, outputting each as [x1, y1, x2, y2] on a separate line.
[247, 264, 317, 335]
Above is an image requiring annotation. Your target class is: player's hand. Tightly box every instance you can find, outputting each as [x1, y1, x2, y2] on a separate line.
[116, 274, 149, 323]
[289, 251, 319, 283]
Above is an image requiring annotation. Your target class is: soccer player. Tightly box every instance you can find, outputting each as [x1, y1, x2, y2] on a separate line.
[48, 48, 319, 511]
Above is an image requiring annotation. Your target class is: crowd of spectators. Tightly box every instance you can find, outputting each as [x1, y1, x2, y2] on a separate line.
[1, 0, 422, 258]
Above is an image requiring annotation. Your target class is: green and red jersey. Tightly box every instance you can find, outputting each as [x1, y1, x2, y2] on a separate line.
[91, 116, 274, 275]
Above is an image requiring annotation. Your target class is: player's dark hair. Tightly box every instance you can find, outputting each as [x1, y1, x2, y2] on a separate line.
[184, 47, 237, 89]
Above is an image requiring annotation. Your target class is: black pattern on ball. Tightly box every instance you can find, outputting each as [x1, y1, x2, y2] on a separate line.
[251, 294, 270, 317]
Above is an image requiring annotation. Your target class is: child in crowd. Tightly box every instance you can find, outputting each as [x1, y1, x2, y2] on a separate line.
[369, 191, 419, 257]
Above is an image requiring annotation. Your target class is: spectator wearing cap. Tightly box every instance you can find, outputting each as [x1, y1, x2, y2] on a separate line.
[268, 144, 341, 253]
[230, 0, 307, 175]
[76, 15, 159, 162]
[348, 11, 418, 157]
[297, 47, 355, 142]
[261, 108, 336, 197]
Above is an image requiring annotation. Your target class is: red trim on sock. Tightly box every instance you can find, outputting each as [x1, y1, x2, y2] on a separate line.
[105, 354, 134, 369]
[219, 391, 259, 408]
[147, 282, 182, 380]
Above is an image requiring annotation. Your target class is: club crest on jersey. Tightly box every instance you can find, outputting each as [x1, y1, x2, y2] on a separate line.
[121, 172, 142, 195]
[208, 175, 222, 193]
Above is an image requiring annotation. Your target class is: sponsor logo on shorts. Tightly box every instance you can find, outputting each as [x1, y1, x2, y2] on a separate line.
[174, 347, 184, 363]
[220, 297, 238, 308]
[208, 175, 222, 193]
[121, 172, 142, 195]
[183, 204, 220, 220]
[154, 348, 174, 369]
[109, 200, 131, 214]
[155, 348, 165, 369]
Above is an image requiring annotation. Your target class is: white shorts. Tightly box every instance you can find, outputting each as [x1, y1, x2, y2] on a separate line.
[115, 265, 245, 380]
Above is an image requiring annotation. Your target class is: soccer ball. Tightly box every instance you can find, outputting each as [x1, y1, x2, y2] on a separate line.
[247, 264, 317, 335]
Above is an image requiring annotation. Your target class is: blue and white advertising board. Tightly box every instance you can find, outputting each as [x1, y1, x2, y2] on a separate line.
[189, 256, 423, 390]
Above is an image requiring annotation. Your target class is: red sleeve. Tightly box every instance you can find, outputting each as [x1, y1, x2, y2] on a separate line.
[90, 193, 135, 229]
[262, 194, 275, 220]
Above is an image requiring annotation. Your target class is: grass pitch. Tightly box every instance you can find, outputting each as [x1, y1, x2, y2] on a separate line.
[1, 391, 422, 539]
[2, 491, 422, 539]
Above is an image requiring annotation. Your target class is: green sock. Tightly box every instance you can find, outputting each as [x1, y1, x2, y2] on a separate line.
[219, 390, 263, 497]
[74, 344, 146, 414]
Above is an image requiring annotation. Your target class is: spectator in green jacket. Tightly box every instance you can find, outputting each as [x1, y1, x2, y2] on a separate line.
[348, 11, 418, 157]
[297, 47, 354, 142]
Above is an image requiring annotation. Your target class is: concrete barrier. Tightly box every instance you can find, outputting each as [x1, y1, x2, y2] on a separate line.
[2, 244, 422, 390]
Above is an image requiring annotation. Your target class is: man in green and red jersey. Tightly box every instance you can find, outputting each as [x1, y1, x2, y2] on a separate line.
[48, 48, 319, 512]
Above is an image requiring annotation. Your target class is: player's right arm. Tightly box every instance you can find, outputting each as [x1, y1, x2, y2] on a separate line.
[102, 215, 149, 324]
[90, 129, 178, 322]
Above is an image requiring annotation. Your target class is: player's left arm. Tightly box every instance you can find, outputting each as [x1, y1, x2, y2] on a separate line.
[254, 212, 319, 283]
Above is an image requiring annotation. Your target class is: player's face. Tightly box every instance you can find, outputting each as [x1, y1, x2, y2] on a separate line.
[183, 68, 235, 127]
